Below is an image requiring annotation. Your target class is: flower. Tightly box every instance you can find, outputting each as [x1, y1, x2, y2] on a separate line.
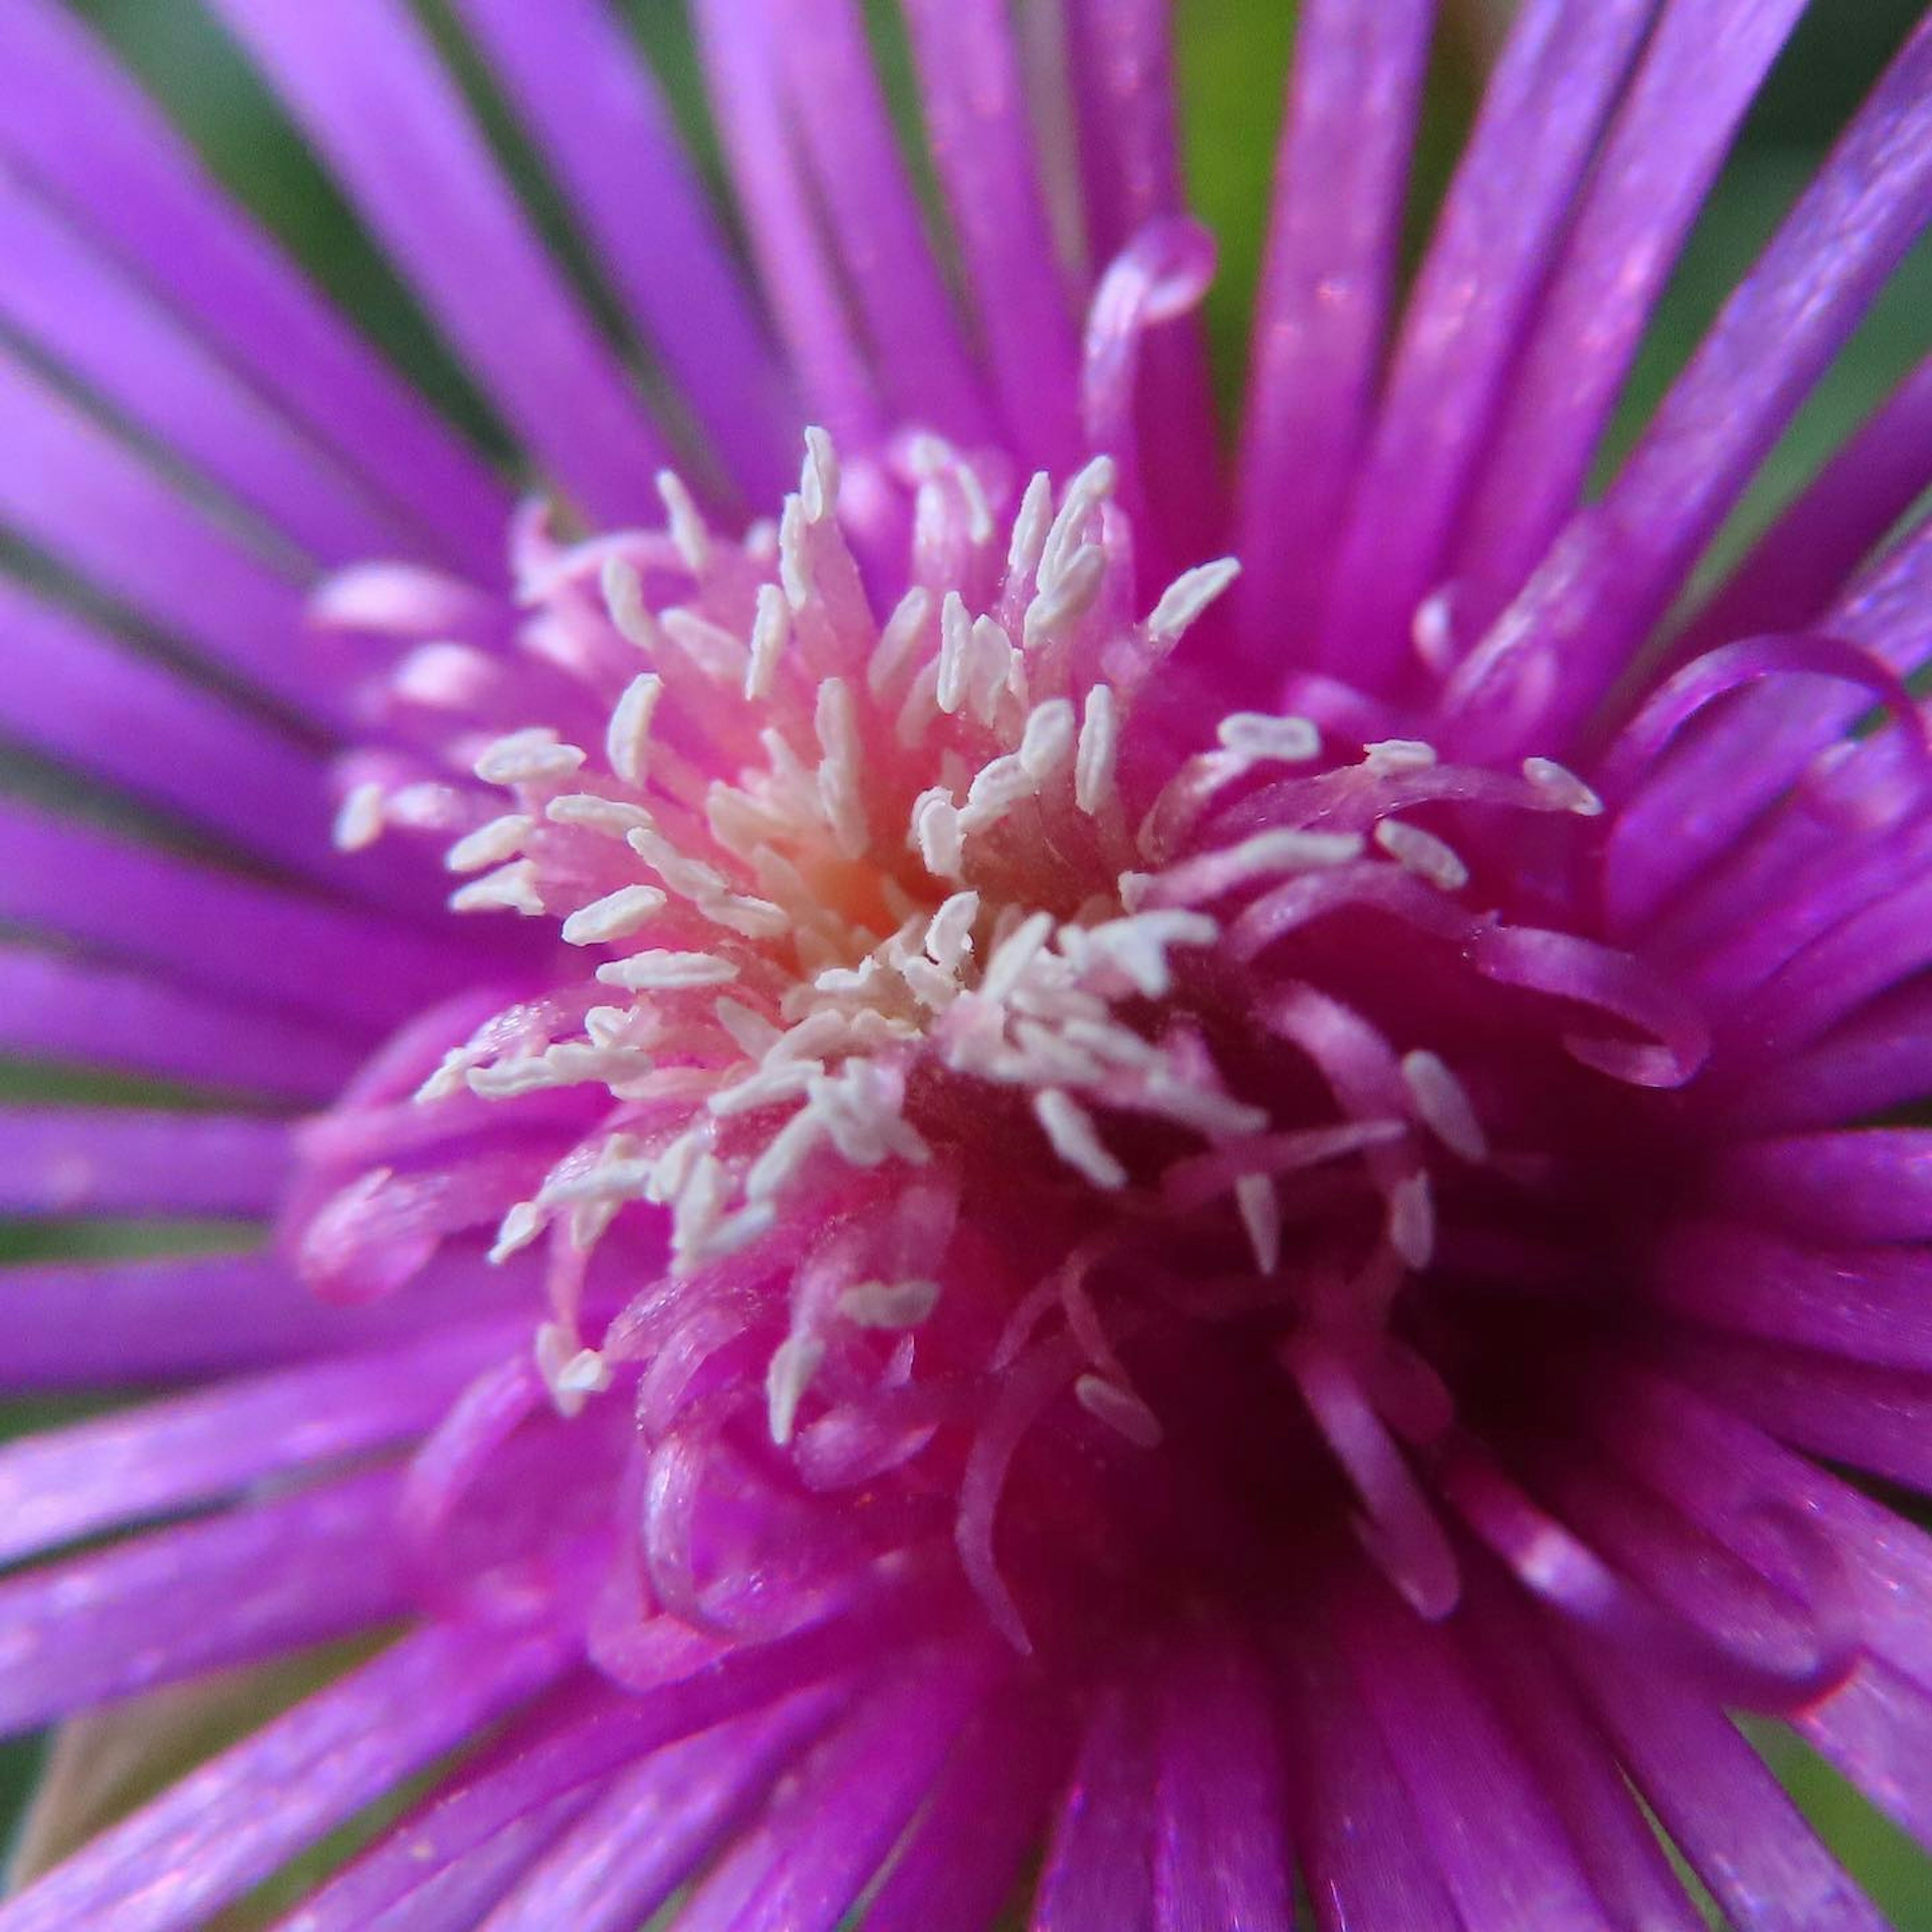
[4, 0, 1932, 1925]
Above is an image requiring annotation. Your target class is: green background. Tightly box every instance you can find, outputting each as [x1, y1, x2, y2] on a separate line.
[6, 0, 1931, 1923]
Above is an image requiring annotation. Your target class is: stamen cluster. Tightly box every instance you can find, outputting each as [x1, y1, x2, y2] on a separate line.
[318, 434, 1694, 1644]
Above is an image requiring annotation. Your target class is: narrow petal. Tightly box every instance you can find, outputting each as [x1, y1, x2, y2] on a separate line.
[1032, 1681, 1157, 1931]
[357, 1793, 597, 1932]
[692, 0, 884, 447]
[0, 1322, 518, 1566]
[1234, 0, 1434, 654]
[676, 1655, 990, 1932]
[1066, 0, 1221, 575]
[1274, 1612, 1462, 1931]
[1316, 0, 1658, 688]
[475, 1698, 835, 1932]
[0, 1109, 288, 1220]
[451, 0, 796, 505]
[205, 0, 670, 524]
[1335, 1572, 1615, 1930]
[0, 802, 477, 1033]
[1562, 1634, 1888, 1932]
[1734, 981, 1932, 1134]
[0, 948, 355, 1103]
[1459, 1568, 1706, 1931]
[1649, 1221, 1932, 1369]
[0, 1248, 533, 1388]
[0, 0, 508, 575]
[1800, 1660, 1932, 1852]
[0, 1471, 408, 1734]
[1709, 1131, 1932, 1245]
[1153, 1634, 1294, 1931]
[769, 0, 995, 447]
[863, 1688, 1072, 1932]
[1455, 0, 1810, 624]
[0, 1621, 574, 1932]
[1670, 1332, 1932, 1491]
[1448, 14, 1932, 755]
[1687, 347, 1932, 651]
[0, 174, 408, 566]
[0, 346, 329, 723]
[903, 0, 1084, 469]
[0, 579, 356, 895]
[1593, 1369, 1932, 1697]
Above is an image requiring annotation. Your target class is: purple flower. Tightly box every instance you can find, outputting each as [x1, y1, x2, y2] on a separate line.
[4, 0, 1932, 1925]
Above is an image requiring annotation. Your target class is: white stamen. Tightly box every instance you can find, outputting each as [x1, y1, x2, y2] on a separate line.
[1006, 471, 1055, 585]
[967, 616, 1016, 725]
[838, 1277, 942, 1330]
[1522, 756, 1604, 816]
[1400, 1051, 1488, 1163]
[1374, 819, 1470, 892]
[1076, 685, 1120, 815]
[488, 1200, 544, 1264]
[333, 781, 386, 851]
[441, 814, 529, 874]
[1019, 698, 1077, 781]
[561, 884, 669, 946]
[1040, 455, 1115, 588]
[913, 790, 965, 879]
[1235, 1173, 1282, 1273]
[1147, 556, 1240, 645]
[584, 1006, 636, 1048]
[537, 1321, 612, 1418]
[709, 1060, 822, 1116]
[815, 676, 869, 858]
[957, 752, 1037, 835]
[715, 997, 782, 1058]
[1216, 712, 1321, 764]
[747, 584, 789, 699]
[800, 426, 840, 523]
[657, 468, 711, 572]
[936, 593, 974, 715]
[766, 1333, 825, 1444]
[1155, 828, 1365, 903]
[1025, 544, 1105, 647]
[605, 673, 663, 786]
[1412, 588, 1456, 674]
[595, 950, 739, 991]
[1034, 1088, 1128, 1189]
[925, 891, 981, 972]
[867, 587, 932, 697]
[545, 793, 656, 838]
[745, 1108, 828, 1200]
[1388, 1171, 1435, 1269]
[474, 729, 586, 786]
[1362, 739, 1437, 775]
[450, 860, 544, 916]
[661, 609, 748, 684]
[983, 910, 1056, 1001]
[601, 556, 658, 652]
[1074, 1374, 1163, 1448]
[1063, 909, 1217, 998]
[626, 826, 730, 902]
[779, 496, 812, 609]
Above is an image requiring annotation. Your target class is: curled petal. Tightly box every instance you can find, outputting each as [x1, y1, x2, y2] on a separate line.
[1469, 924, 1710, 1087]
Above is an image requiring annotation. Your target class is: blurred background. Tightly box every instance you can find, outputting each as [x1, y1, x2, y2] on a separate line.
[6, 0, 1931, 1922]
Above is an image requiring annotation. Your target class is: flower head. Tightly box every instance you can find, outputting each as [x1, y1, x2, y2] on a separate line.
[5, 3, 1932, 1928]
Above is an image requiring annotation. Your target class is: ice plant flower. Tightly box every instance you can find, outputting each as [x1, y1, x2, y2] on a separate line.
[7, 0, 1932, 1925]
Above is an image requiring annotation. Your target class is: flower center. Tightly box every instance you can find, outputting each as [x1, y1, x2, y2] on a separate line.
[311, 433, 1705, 1650]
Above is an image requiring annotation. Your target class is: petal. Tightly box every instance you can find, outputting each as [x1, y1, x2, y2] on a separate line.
[0, 1621, 575, 1932]
[451, 0, 796, 506]
[205, 0, 670, 523]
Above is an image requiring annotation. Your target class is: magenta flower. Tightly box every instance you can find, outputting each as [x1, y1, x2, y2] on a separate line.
[6, 1, 1932, 1925]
